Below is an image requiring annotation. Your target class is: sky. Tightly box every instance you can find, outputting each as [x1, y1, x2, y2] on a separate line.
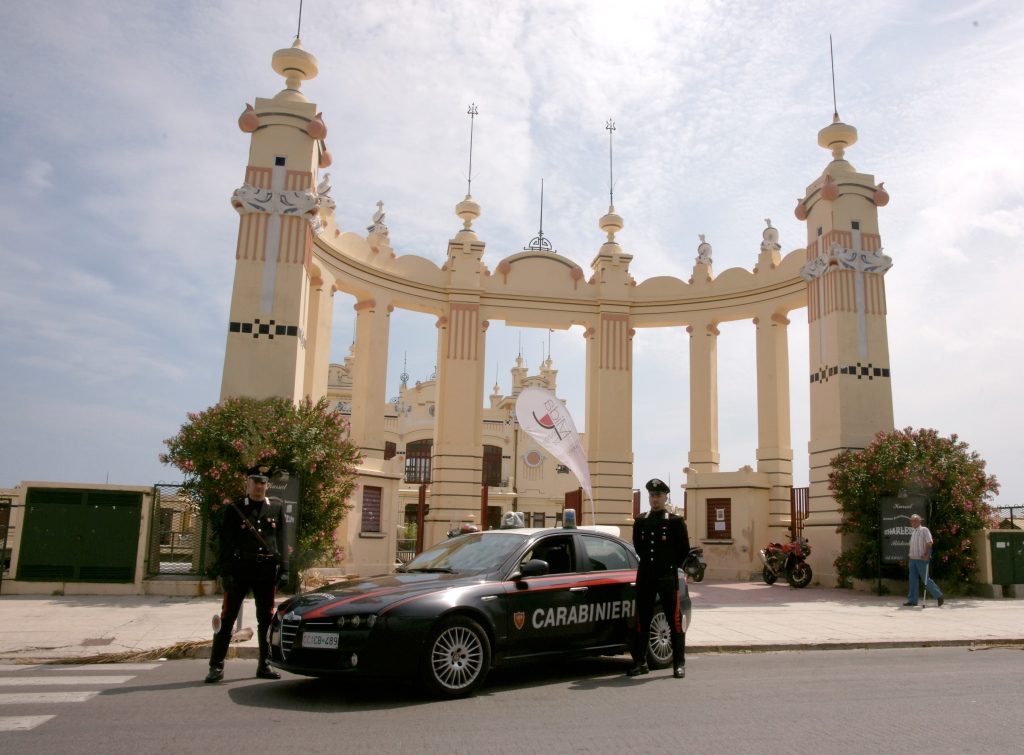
[1, 0, 1021, 509]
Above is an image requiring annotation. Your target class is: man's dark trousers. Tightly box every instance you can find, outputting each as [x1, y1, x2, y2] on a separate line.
[632, 572, 685, 667]
[210, 559, 278, 666]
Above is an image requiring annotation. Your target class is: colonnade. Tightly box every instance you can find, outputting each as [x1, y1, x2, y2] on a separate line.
[221, 38, 895, 581]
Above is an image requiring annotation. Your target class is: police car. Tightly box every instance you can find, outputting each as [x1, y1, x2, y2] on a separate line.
[269, 521, 692, 697]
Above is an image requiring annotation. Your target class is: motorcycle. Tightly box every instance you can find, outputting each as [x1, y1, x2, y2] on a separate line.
[759, 537, 812, 588]
[682, 547, 706, 582]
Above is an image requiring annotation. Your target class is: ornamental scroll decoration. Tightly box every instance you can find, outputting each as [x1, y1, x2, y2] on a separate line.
[230, 172, 336, 235]
[800, 241, 893, 282]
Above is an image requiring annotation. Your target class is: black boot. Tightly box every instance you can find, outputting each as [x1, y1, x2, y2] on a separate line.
[256, 660, 281, 680]
[626, 662, 649, 677]
[204, 664, 224, 683]
[672, 635, 685, 679]
[626, 631, 649, 677]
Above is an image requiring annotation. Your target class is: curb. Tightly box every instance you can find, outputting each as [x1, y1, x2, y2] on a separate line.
[687, 638, 1024, 654]
[4, 637, 1022, 665]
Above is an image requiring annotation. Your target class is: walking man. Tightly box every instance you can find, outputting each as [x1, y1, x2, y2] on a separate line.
[205, 465, 289, 683]
[904, 513, 944, 608]
[628, 478, 690, 679]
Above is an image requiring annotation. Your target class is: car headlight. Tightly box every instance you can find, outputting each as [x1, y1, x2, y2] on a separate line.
[335, 614, 377, 629]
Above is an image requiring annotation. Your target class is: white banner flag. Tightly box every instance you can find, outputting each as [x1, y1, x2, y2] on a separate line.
[514, 387, 593, 521]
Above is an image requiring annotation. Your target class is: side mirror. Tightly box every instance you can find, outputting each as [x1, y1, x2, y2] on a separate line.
[513, 559, 550, 580]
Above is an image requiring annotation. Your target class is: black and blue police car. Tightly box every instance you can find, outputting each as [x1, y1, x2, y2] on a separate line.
[269, 517, 692, 697]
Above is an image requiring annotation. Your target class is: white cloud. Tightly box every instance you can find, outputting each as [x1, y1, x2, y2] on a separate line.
[0, 0, 1020, 506]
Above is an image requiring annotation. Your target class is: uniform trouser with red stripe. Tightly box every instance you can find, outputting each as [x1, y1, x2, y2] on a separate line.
[210, 559, 278, 668]
[631, 572, 685, 667]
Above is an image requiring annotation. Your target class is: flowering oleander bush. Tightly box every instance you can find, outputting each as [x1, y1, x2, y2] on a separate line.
[831, 427, 999, 587]
[161, 397, 361, 584]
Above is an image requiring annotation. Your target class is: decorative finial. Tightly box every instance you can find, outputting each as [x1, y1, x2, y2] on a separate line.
[697, 234, 713, 265]
[816, 35, 858, 166]
[367, 200, 388, 235]
[761, 219, 780, 252]
[525, 179, 553, 251]
[271, 37, 319, 100]
[606, 118, 616, 207]
[466, 103, 478, 196]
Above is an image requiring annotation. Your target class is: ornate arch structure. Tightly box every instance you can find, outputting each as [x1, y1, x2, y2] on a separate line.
[221, 40, 894, 583]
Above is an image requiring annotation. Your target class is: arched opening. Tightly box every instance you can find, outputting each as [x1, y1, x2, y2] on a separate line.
[404, 439, 433, 484]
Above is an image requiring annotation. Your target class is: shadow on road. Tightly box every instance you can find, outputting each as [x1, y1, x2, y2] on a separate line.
[222, 655, 655, 711]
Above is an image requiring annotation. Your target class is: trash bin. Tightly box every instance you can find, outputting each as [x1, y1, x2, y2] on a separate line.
[990, 531, 1024, 585]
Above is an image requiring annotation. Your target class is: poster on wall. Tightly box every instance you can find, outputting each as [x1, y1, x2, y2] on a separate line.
[879, 495, 929, 563]
[268, 472, 301, 561]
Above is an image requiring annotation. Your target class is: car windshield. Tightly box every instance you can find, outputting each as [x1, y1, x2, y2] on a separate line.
[401, 533, 529, 574]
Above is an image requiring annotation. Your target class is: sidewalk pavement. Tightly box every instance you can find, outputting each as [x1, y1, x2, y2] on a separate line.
[1, 581, 1022, 663]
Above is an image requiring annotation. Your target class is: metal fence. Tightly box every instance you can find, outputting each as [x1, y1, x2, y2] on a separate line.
[396, 538, 417, 564]
[993, 505, 1023, 529]
[146, 484, 209, 577]
[790, 487, 809, 540]
[0, 497, 16, 594]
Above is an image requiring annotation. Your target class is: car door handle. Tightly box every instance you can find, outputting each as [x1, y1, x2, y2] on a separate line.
[569, 586, 589, 593]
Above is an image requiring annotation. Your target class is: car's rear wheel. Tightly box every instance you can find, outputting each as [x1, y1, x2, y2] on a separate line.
[421, 616, 491, 698]
[645, 606, 673, 669]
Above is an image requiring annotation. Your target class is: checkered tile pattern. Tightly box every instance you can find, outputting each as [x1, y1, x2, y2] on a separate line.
[229, 318, 305, 346]
[810, 363, 891, 384]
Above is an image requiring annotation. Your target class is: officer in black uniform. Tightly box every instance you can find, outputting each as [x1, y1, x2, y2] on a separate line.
[205, 465, 289, 683]
[628, 477, 690, 679]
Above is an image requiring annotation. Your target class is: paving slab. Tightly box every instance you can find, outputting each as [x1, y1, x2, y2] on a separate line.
[0, 581, 1020, 663]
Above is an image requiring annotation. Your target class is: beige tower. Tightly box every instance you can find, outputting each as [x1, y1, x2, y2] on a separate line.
[426, 195, 489, 543]
[220, 39, 333, 401]
[584, 206, 635, 525]
[797, 113, 895, 582]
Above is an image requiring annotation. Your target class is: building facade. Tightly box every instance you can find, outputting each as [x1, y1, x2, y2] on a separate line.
[220, 38, 896, 584]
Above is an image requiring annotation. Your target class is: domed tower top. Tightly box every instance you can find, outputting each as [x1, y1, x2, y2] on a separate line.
[817, 112, 858, 175]
[271, 38, 319, 102]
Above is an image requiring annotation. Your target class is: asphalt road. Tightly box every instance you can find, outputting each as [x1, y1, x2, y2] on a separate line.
[2, 647, 1021, 753]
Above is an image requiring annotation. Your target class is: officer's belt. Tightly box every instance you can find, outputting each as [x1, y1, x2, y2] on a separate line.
[235, 552, 278, 563]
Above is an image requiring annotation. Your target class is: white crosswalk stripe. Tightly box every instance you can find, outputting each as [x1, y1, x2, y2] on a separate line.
[0, 662, 161, 731]
[0, 675, 135, 686]
[43, 663, 161, 672]
[0, 715, 56, 732]
[0, 691, 99, 704]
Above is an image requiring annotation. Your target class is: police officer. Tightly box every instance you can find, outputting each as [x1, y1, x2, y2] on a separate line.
[205, 465, 289, 683]
[628, 478, 690, 679]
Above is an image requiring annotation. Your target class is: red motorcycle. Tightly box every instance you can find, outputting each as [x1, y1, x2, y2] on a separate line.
[759, 537, 812, 588]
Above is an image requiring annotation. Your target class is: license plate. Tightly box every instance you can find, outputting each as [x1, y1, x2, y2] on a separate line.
[301, 631, 339, 649]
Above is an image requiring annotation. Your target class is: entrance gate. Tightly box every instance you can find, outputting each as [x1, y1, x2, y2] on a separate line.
[146, 484, 208, 577]
[17, 488, 142, 582]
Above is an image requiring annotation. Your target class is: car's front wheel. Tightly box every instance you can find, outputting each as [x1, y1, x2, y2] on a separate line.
[421, 615, 491, 698]
[645, 606, 674, 669]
